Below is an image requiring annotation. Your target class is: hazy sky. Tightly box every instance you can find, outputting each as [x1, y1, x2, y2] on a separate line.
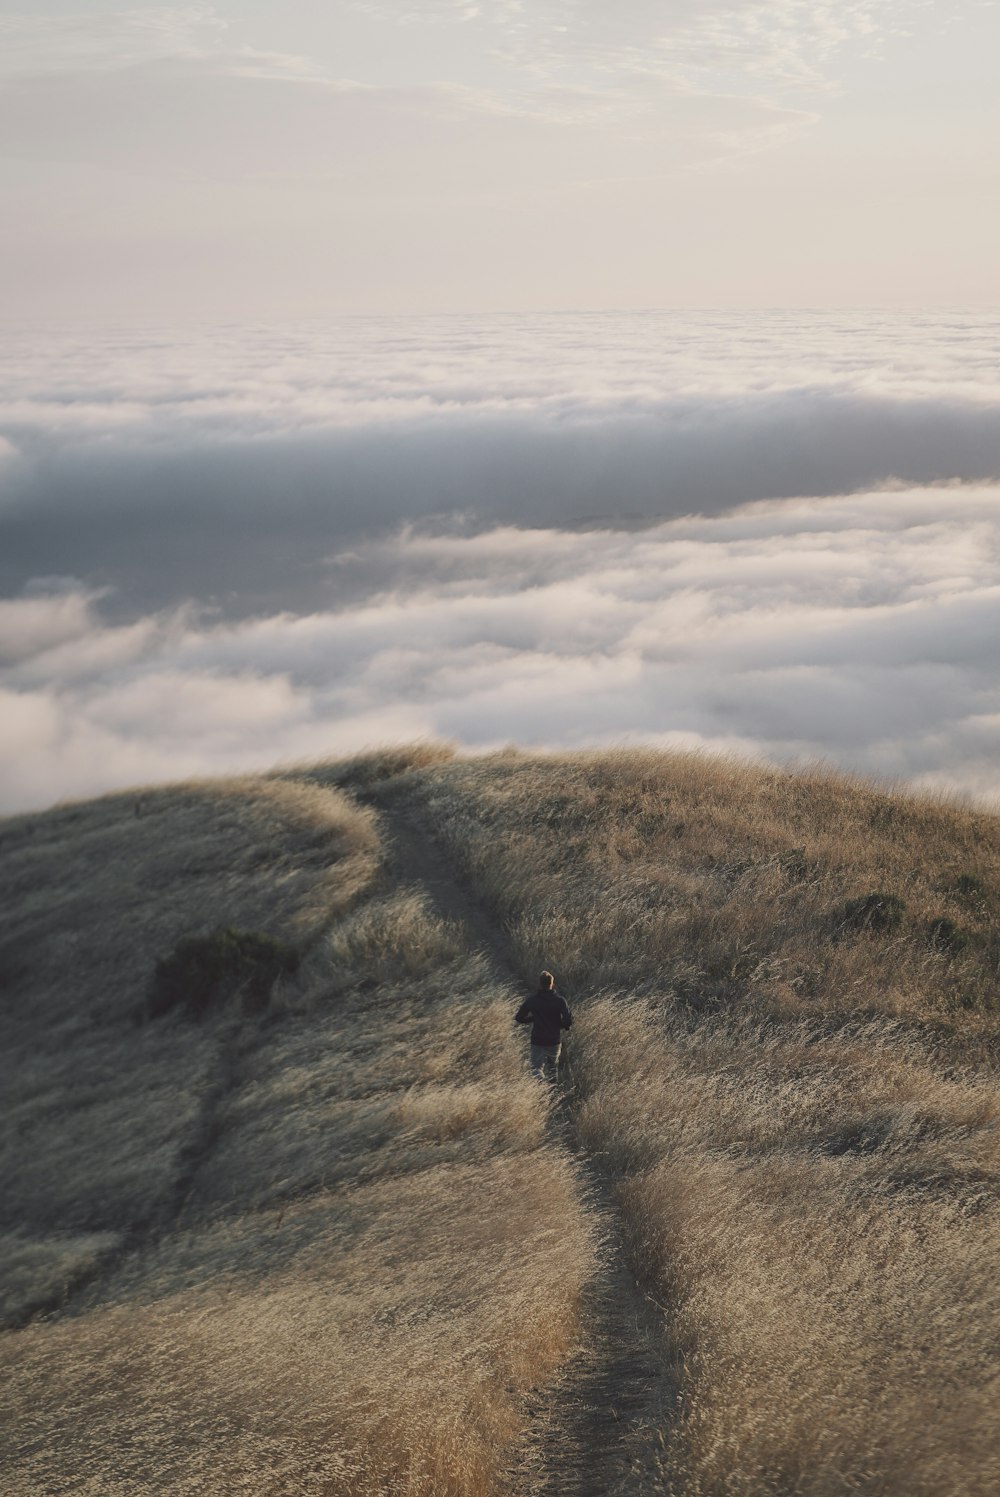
[1, 1, 998, 318]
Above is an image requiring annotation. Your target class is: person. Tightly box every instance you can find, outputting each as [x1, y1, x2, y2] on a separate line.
[515, 971, 572, 1082]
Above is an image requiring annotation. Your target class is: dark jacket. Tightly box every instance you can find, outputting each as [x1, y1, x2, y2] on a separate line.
[515, 987, 572, 1047]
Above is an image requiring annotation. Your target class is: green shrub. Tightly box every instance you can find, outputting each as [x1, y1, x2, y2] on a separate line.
[149, 927, 300, 1020]
[840, 892, 906, 935]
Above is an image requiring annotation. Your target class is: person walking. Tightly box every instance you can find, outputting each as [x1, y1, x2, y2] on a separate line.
[515, 970, 572, 1082]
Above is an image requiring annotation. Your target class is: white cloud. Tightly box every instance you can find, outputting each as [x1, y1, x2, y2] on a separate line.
[4, 483, 1000, 811]
[5, 370, 1000, 619]
[0, 589, 98, 665]
[3, 315, 999, 812]
[5, 312, 999, 444]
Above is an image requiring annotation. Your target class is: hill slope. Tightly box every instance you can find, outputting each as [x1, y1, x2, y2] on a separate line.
[2, 745, 999, 1496]
[402, 748, 1000, 1495]
[0, 759, 595, 1495]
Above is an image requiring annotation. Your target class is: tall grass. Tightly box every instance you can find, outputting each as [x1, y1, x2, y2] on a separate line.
[1, 768, 597, 1495]
[414, 748, 1000, 1024]
[400, 746, 1000, 1495]
[10, 742, 997, 1494]
[5, 1153, 588, 1497]
[0, 775, 379, 1261]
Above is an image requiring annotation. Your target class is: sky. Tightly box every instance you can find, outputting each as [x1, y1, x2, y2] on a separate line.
[1, 1, 999, 317]
[1, 7, 999, 812]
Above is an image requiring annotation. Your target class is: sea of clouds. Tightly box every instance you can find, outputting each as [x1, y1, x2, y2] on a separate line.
[2, 310, 1000, 812]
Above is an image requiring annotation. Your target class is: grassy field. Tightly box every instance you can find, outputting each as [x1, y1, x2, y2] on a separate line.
[2, 744, 998, 1495]
[0, 758, 595, 1495]
[398, 748, 1000, 1496]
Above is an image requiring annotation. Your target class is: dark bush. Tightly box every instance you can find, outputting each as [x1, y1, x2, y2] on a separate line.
[821, 1113, 893, 1157]
[149, 927, 299, 1020]
[780, 847, 810, 883]
[840, 892, 906, 935]
[925, 916, 970, 957]
[952, 873, 989, 907]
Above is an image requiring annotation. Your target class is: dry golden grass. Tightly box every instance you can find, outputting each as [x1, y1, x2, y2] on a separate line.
[0, 775, 379, 1251]
[0, 768, 597, 1495]
[572, 1001, 1000, 1495]
[9, 742, 998, 1496]
[383, 745, 1000, 1496]
[412, 748, 1000, 1025]
[4, 1155, 587, 1497]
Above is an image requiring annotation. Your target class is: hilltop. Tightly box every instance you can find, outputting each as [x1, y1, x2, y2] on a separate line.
[2, 745, 999, 1496]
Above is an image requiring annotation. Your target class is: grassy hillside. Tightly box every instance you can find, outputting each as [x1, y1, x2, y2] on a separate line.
[2, 745, 999, 1495]
[0, 758, 595, 1495]
[402, 749, 1000, 1495]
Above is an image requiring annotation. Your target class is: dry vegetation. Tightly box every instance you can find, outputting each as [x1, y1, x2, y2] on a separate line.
[5, 743, 999, 1497]
[0, 763, 595, 1495]
[381, 747, 1000, 1496]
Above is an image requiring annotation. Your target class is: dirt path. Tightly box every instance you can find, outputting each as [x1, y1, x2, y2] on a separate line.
[373, 792, 676, 1497]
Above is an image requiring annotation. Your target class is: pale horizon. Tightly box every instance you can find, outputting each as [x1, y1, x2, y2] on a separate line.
[2, 2, 999, 321]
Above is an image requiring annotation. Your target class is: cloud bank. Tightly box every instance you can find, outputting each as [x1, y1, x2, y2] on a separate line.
[2, 314, 1000, 811]
[4, 485, 1000, 812]
[4, 313, 1000, 619]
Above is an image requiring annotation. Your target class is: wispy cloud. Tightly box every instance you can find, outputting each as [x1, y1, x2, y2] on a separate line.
[0, 0, 863, 193]
[4, 3, 998, 319]
[0, 55, 795, 187]
[0, 9, 229, 76]
[351, 0, 926, 94]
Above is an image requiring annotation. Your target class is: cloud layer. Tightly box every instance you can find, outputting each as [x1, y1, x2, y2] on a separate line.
[2, 314, 1000, 811]
[3, 312, 1000, 619]
[4, 486, 1000, 812]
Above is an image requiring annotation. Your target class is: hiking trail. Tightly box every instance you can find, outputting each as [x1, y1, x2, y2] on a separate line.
[372, 790, 677, 1497]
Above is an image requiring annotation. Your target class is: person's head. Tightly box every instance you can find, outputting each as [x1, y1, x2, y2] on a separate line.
[539, 970, 555, 990]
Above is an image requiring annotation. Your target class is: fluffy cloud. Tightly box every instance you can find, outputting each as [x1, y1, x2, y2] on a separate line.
[4, 484, 1000, 811]
[4, 384, 1000, 623]
[3, 314, 1000, 622]
[3, 315, 1000, 811]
